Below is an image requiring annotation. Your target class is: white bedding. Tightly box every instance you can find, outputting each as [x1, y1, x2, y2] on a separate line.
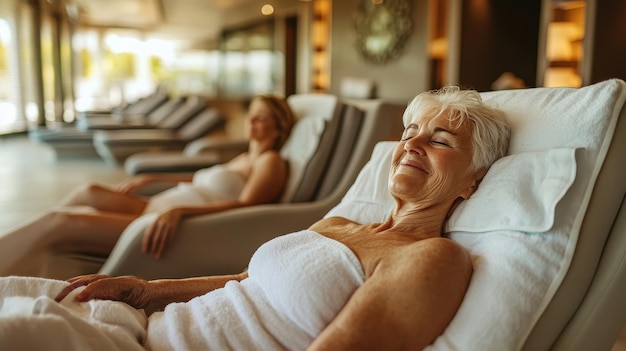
[0, 276, 147, 351]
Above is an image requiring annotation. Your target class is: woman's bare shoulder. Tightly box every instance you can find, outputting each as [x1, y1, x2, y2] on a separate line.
[254, 149, 283, 165]
[308, 216, 356, 232]
[399, 237, 472, 273]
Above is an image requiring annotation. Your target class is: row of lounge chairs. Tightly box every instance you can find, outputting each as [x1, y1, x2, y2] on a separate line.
[29, 92, 225, 166]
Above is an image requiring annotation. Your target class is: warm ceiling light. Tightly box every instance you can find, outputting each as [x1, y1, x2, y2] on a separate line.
[261, 4, 274, 15]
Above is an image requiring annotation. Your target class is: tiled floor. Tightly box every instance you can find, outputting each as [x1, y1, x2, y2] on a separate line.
[0, 134, 624, 349]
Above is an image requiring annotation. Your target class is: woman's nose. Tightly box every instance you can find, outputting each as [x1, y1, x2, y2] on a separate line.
[404, 135, 427, 155]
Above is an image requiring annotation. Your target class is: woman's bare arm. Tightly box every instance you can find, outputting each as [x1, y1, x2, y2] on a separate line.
[117, 173, 195, 194]
[237, 150, 288, 205]
[55, 271, 248, 311]
[308, 238, 472, 351]
[142, 151, 288, 258]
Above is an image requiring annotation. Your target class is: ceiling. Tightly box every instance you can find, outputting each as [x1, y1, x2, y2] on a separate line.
[68, 0, 277, 44]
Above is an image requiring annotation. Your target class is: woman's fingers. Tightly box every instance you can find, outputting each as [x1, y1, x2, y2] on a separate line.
[153, 218, 172, 259]
[74, 276, 151, 309]
[142, 212, 178, 259]
[141, 221, 156, 254]
[54, 274, 109, 302]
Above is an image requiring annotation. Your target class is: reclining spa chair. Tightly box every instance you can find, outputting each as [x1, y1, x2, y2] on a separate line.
[75, 95, 185, 131]
[76, 85, 169, 122]
[123, 137, 250, 175]
[324, 79, 625, 350]
[29, 96, 206, 159]
[91, 102, 225, 166]
[49, 93, 406, 279]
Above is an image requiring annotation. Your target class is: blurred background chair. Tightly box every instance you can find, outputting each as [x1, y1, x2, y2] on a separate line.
[92, 105, 225, 166]
[75, 95, 185, 131]
[29, 96, 207, 160]
[76, 85, 170, 121]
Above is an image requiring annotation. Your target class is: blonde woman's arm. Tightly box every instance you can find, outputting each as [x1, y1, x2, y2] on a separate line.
[142, 151, 288, 259]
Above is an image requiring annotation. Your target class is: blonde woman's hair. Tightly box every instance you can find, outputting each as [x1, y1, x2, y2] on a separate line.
[402, 86, 511, 170]
[254, 95, 296, 150]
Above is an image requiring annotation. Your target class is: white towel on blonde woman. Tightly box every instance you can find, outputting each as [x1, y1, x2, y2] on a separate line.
[0, 276, 147, 351]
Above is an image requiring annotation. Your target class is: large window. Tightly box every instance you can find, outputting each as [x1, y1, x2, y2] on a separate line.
[0, 1, 22, 133]
[219, 19, 277, 98]
[0, 1, 288, 133]
[71, 28, 225, 112]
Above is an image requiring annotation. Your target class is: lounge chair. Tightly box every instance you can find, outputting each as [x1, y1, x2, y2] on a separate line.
[29, 96, 207, 160]
[91, 105, 226, 166]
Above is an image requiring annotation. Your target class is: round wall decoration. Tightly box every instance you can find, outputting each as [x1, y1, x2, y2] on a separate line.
[354, 0, 412, 64]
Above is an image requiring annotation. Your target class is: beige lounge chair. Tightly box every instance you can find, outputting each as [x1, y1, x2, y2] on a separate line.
[29, 96, 207, 159]
[92, 105, 225, 166]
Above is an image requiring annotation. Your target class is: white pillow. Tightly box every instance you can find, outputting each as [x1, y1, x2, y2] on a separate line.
[280, 116, 326, 203]
[446, 148, 577, 233]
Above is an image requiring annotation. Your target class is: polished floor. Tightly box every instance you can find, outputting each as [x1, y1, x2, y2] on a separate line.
[0, 134, 624, 349]
[0, 134, 129, 233]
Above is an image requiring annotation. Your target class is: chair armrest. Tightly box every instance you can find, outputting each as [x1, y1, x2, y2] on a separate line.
[132, 180, 182, 196]
[124, 151, 221, 174]
[183, 137, 248, 156]
[98, 198, 337, 279]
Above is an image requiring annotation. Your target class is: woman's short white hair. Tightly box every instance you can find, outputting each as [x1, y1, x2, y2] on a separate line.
[402, 86, 511, 170]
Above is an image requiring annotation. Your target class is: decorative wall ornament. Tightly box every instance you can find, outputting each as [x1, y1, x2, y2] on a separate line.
[354, 0, 412, 64]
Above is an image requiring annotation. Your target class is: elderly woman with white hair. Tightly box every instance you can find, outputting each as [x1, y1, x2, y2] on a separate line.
[0, 86, 510, 351]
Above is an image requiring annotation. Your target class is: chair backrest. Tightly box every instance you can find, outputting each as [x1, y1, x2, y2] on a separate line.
[118, 89, 169, 117]
[280, 94, 341, 203]
[145, 96, 186, 124]
[326, 79, 626, 351]
[176, 107, 225, 141]
[280, 94, 406, 204]
[156, 95, 206, 130]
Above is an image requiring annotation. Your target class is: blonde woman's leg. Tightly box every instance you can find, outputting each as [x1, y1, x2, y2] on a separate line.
[57, 183, 148, 215]
[0, 208, 140, 277]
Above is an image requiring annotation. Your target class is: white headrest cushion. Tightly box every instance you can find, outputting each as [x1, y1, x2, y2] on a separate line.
[446, 147, 577, 232]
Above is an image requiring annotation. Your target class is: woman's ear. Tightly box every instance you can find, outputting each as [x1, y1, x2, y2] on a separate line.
[459, 168, 488, 200]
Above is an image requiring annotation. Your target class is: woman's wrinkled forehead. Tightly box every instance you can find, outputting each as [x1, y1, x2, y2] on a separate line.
[403, 108, 472, 136]
[403, 107, 442, 128]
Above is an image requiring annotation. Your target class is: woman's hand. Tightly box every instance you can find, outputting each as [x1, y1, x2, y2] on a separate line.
[54, 274, 152, 309]
[116, 175, 156, 194]
[142, 208, 182, 259]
